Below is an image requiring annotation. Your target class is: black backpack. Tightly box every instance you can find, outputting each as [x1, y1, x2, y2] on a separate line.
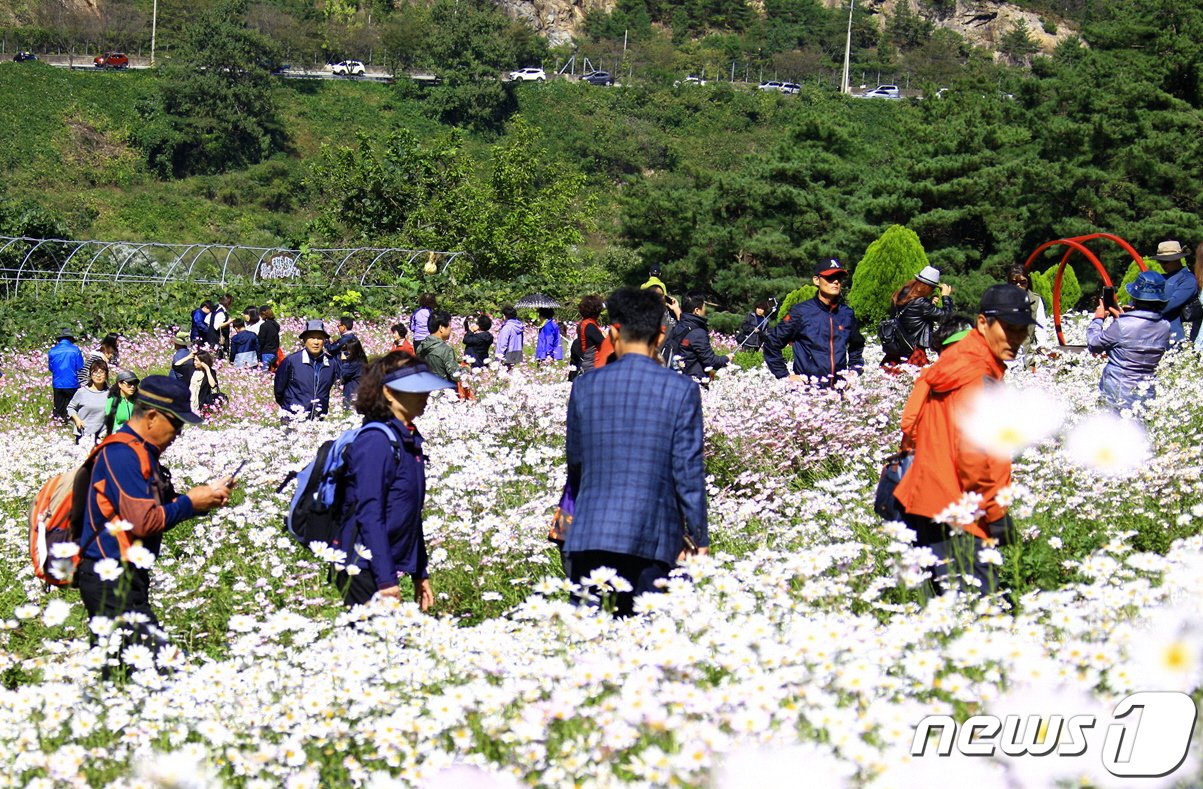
[877, 314, 913, 359]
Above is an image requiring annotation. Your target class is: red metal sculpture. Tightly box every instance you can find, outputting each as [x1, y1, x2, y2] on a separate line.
[1022, 233, 1146, 346]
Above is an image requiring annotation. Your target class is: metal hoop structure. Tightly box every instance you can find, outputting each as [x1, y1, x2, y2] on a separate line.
[0, 236, 475, 295]
[1023, 233, 1146, 345]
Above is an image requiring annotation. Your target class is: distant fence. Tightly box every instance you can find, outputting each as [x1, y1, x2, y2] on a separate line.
[0, 236, 473, 294]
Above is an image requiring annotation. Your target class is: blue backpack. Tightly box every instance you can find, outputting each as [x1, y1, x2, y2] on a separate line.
[282, 422, 400, 555]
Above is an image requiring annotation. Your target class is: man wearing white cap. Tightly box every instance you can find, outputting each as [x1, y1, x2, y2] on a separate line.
[1150, 240, 1198, 342]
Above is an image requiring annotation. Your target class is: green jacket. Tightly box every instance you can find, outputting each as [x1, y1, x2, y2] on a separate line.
[416, 337, 461, 382]
[104, 395, 135, 434]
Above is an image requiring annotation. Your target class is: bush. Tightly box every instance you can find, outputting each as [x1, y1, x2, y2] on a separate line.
[847, 225, 931, 326]
[1030, 263, 1082, 313]
[777, 284, 817, 320]
[709, 310, 743, 335]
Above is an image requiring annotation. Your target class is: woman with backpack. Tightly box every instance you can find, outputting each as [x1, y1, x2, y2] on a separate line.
[103, 371, 139, 436]
[569, 295, 605, 382]
[335, 352, 455, 608]
[881, 266, 954, 369]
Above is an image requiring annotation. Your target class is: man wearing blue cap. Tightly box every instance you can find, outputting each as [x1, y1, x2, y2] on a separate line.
[1087, 271, 1172, 412]
[762, 259, 865, 387]
[274, 320, 343, 419]
[75, 375, 233, 669]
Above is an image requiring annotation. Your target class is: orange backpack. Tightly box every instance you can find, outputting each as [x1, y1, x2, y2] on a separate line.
[29, 433, 152, 587]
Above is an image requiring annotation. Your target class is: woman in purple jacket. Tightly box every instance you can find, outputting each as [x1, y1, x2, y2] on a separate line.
[494, 306, 525, 369]
[535, 307, 563, 363]
[1087, 271, 1172, 413]
[336, 352, 455, 608]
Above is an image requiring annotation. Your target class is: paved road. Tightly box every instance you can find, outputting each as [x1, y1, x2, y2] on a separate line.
[33, 56, 400, 82]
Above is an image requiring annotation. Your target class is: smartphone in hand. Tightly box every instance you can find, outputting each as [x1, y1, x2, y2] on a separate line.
[225, 460, 247, 488]
[1102, 286, 1117, 311]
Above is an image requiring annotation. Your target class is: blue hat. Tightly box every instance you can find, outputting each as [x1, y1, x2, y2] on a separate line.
[814, 258, 847, 278]
[135, 375, 203, 424]
[300, 320, 330, 339]
[1126, 271, 1168, 304]
[382, 364, 456, 394]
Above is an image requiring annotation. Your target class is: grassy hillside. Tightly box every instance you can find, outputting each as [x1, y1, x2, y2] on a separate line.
[0, 62, 454, 245]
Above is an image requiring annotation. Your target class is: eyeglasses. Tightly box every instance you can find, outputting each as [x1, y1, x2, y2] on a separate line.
[1010, 277, 1029, 286]
[820, 274, 848, 283]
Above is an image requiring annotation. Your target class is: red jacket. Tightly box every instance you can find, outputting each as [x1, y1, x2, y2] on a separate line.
[893, 328, 1009, 538]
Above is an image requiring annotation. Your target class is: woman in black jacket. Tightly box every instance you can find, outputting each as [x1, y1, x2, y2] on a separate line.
[340, 338, 368, 408]
[882, 266, 954, 368]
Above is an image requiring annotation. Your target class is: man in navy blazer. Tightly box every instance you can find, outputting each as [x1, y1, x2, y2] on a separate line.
[564, 287, 710, 616]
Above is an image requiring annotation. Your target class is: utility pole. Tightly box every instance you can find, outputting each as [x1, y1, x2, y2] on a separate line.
[840, 0, 854, 94]
[150, 0, 158, 66]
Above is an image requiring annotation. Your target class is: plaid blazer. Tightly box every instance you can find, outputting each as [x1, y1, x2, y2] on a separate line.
[564, 353, 709, 564]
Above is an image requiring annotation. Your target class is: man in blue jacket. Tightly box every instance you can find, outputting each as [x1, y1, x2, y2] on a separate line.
[75, 376, 231, 669]
[274, 320, 342, 419]
[667, 290, 729, 385]
[762, 259, 866, 386]
[48, 328, 84, 422]
[1149, 240, 1198, 342]
[564, 287, 710, 617]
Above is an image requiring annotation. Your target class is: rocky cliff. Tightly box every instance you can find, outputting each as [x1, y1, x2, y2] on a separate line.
[496, 0, 1076, 55]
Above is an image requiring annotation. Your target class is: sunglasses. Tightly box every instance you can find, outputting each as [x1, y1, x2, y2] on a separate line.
[820, 274, 849, 283]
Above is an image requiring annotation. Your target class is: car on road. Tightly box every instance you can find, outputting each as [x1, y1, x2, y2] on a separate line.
[759, 80, 801, 95]
[857, 84, 901, 99]
[94, 52, 129, 69]
[13, 52, 37, 62]
[509, 67, 546, 82]
[581, 71, 613, 86]
[758, 80, 784, 92]
[676, 75, 707, 86]
[330, 60, 366, 76]
[780, 82, 801, 94]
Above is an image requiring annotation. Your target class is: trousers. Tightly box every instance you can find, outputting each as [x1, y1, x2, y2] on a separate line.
[567, 550, 673, 618]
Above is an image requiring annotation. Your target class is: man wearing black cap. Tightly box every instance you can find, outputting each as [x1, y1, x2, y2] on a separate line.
[75, 375, 232, 667]
[1149, 240, 1198, 342]
[48, 328, 84, 422]
[762, 259, 865, 387]
[274, 320, 342, 419]
[893, 285, 1036, 597]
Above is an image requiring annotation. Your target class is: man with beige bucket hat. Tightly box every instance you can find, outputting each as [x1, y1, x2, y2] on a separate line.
[1150, 240, 1198, 342]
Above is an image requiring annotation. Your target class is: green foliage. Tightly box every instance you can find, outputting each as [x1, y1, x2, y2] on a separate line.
[847, 225, 930, 325]
[310, 118, 594, 283]
[1115, 259, 1166, 305]
[999, 20, 1040, 65]
[942, 268, 996, 316]
[1029, 263, 1082, 312]
[777, 283, 816, 319]
[133, 0, 287, 178]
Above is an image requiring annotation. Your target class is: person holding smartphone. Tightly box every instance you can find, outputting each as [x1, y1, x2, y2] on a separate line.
[1086, 271, 1172, 414]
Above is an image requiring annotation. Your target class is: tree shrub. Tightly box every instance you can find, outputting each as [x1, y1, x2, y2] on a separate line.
[847, 224, 930, 326]
[1030, 263, 1082, 314]
[777, 283, 816, 320]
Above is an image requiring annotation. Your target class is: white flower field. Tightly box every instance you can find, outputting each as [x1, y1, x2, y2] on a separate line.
[0, 316, 1202, 787]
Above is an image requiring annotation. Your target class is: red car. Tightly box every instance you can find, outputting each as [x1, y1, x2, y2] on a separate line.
[94, 52, 129, 69]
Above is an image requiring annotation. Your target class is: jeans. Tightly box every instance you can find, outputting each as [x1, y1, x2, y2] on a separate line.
[260, 353, 276, 371]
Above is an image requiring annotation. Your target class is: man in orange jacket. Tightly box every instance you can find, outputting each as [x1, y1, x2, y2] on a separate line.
[893, 284, 1035, 596]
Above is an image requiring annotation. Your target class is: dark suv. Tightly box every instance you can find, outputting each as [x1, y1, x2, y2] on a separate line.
[94, 52, 130, 69]
[13, 52, 37, 62]
[581, 71, 614, 87]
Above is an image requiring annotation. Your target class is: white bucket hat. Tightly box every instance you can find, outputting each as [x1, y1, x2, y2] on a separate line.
[916, 266, 941, 286]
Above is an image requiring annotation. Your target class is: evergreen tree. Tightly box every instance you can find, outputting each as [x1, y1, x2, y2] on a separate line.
[133, 0, 285, 178]
[847, 224, 931, 324]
